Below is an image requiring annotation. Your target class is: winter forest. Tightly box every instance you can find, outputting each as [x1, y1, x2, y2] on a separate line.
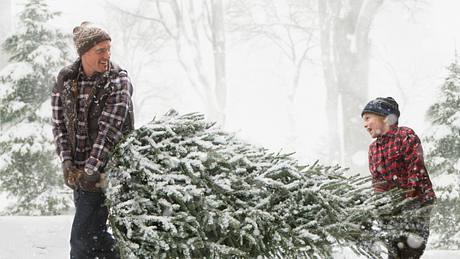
[0, 0, 460, 258]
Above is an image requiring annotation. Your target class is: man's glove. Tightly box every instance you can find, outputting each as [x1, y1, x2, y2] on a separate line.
[62, 160, 76, 189]
[64, 165, 107, 192]
[78, 169, 105, 192]
[95, 173, 108, 189]
[84, 169, 100, 182]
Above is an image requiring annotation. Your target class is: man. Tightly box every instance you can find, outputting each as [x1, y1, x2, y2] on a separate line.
[52, 22, 134, 259]
[362, 97, 436, 259]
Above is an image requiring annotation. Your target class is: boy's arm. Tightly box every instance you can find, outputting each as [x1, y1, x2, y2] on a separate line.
[402, 133, 435, 205]
[369, 145, 385, 192]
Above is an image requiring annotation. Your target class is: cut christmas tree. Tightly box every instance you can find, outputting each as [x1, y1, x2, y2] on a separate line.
[106, 111, 407, 259]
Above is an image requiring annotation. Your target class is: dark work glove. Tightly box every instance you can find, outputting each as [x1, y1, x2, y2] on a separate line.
[84, 169, 100, 182]
[62, 160, 76, 189]
[78, 169, 102, 192]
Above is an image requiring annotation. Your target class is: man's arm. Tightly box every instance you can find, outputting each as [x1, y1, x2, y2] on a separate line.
[85, 74, 133, 173]
[51, 81, 72, 162]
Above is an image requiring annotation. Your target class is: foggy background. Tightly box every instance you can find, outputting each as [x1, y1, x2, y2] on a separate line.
[1, 0, 459, 175]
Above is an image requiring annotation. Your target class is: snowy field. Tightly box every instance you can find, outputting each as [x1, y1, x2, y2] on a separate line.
[0, 215, 459, 259]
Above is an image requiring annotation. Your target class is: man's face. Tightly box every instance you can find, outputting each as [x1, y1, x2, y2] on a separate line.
[362, 113, 386, 138]
[81, 40, 111, 76]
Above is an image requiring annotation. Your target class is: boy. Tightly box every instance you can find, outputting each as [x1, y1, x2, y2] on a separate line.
[362, 97, 436, 259]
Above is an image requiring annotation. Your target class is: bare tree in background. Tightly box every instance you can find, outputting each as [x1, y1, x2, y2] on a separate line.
[0, 0, 12, 70]
[160, 0, 227, 125]
[318, 0, 424, 171]
[107, 0, 424, 170]
[110, 0, 228, 125]
[105, 1, 173, 120]
[318, 0, 384, 170]
[227, 0, 317, 149]
[211, 0, 227, 125]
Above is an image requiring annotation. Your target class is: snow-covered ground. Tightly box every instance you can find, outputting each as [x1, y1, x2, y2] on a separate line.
[0, 215, 72, 259]
[0, 215, 458, 259]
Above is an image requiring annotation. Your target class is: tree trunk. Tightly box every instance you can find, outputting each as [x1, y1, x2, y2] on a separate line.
[211, 0, 227, 126]
[319, 0, 341, 164]
[158, 0, 227, 126]
[286, 62, 303, 151]
[319, 0, 383, 172]
[0, 0, 12, 70]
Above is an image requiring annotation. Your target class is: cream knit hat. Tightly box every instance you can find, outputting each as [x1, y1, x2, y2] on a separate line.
[72, 21, 111, 56]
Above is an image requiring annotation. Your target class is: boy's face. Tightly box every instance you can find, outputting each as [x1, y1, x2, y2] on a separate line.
[362, 113, 386, 138]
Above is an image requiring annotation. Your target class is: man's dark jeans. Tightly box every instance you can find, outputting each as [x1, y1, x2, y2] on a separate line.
[70, 190, 120, 259]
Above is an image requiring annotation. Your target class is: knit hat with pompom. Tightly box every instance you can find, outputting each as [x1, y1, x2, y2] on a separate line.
[72, 21, 111, 56]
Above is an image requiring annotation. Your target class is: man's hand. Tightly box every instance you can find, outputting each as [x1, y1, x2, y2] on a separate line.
[62, 160, 76, 189]
[78, 169, 102, 192]
[83, 169, 101, 182]
[95, 173, 108, 189]
[64, 166, 106, 192]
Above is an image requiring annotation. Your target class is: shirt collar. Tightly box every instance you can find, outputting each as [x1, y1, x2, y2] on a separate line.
[376, 125, 398, 145]
[78, 62, 110, 82]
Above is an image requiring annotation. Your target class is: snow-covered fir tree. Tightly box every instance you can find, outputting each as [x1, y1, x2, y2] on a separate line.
[0, 0, 72, 215]
[425, 59, 460, 249]
[106, 111, 408, 259]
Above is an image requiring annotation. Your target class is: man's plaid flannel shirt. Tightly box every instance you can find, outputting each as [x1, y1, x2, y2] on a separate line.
[52, 65, 133, 173]
[368, 125, 436, 206]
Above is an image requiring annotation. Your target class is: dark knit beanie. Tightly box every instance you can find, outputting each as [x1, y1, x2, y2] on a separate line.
[72, 21, 111, 56]
[361, 97, 400, 118]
